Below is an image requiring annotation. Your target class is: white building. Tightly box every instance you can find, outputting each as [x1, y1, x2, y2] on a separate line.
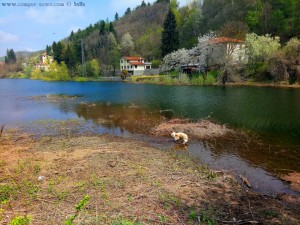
[120, 56, 152, 75]
[209, 37, 248, 66]
[36, 52, 53, 71]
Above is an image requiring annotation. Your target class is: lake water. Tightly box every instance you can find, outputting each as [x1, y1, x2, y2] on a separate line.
[0, 79, 299, 196]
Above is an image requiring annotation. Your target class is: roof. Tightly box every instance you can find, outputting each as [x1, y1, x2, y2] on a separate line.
[209, 37, 244, 44]
[122, 56, 144, 61]
[129, 62, 144, 65]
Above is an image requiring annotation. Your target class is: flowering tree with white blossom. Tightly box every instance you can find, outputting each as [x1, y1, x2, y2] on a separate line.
[161, 32, 216, 72]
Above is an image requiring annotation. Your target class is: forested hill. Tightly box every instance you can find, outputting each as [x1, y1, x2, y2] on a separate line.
[114, 1, 169, 60]
[37, 0, 299, 78]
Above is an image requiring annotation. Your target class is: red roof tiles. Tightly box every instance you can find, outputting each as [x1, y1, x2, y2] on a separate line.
[122, 56, 144, 61]
[209, 37, 244, 44]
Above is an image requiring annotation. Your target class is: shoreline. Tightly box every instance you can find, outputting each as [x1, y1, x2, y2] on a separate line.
[0, 126, 299, 224]
[1, 76, 300, 89]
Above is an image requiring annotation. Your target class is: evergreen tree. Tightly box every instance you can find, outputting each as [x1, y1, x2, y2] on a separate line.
[125, 7, 131, 15]
[52, 41, 64, 64]
[63, 44, 77, 77]
[46, 45, 52, 55]
[141, 0, 146, 7]
[99, 20, 106, 35]
[5, 49, 17, 64]
[115, 12, 119, 21]
[161, 9, 179, 57]
[109, 22, 116, 35]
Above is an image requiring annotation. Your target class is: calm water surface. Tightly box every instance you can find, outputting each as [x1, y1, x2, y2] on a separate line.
[0, 79, 299, 196]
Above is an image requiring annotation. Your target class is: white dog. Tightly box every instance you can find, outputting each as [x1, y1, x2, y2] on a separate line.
[171, 132, 188, 144]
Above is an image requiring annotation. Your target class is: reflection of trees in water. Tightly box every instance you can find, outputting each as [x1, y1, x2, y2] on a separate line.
[75, 103, 166, 135]
[202, 132, 300, 174]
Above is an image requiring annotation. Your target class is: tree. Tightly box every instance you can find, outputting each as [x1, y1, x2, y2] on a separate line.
[141, 0, 146, 7]
[161, 48, 190, 71]
[120, 32, 134, 56]
[46, 61, 71, 81]
[161, 9, 179, 57]
[63, 44, 77, 77]
[114, 12, 119, 21]
[107, 32, 120, 75]
[86, 59, 100, 77]
[245, 33, 281, 62]
[219, 21, 249, 40]
[179, 1, 203, 48]
[125, 7, 131, 15]
[99, 20, 106, 35]
[108, 22, 115, 35]
[161, 32, 216, 72]
[52, 41, 64, 64]
[5, 49, 17, 64]
[46, 45, 52, 56]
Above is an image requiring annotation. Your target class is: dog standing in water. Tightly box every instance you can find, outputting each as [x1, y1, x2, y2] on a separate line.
[171, 132, 188, 144]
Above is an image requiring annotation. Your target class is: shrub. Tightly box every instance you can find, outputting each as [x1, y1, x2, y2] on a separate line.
[151, 59, 161, 68]
[190, 75, 204, 85]
[204, 72, 217, 85]
[9, 215, 31, 225]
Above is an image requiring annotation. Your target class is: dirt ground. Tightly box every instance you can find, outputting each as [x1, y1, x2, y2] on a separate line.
[0, 127, 300, 224]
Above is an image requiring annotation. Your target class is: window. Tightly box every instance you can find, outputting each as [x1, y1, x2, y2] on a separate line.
[135, 65, 137, 68]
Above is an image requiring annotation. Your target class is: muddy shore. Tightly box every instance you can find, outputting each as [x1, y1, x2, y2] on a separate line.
[0, 124, 299, 224]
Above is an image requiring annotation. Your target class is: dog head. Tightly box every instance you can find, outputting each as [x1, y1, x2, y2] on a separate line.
[171, 132, 176, 138]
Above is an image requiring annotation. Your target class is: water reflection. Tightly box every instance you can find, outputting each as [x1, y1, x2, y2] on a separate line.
[71, 102, 299, 196]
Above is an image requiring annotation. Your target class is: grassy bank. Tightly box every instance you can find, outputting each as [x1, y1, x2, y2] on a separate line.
[127, 73, 218, 86]
[0, 123, 299, 224]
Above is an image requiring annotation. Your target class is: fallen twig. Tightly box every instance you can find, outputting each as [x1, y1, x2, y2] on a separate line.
[239, 175, 252, 188]
[0, 125, 4, 137]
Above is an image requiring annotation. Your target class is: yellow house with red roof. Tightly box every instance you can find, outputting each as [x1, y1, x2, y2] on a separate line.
[120, 56, 152, 75]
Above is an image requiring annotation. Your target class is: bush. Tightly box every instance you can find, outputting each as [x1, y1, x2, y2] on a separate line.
[151, 59, 161, 68]
[9, 216, 31, 225]
[190, 75, 204, 85]
[74, 76, 88, 82]
[204, 72, 217, 85]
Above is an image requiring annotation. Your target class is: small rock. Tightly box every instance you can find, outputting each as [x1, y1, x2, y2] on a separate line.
[38, 175, 45, 181]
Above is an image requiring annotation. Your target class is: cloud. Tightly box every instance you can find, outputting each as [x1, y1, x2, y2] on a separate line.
[0, 30, 19, 43]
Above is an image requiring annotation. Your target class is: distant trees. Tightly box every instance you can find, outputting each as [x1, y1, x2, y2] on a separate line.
[161, 8, 179, 57]
[5, 49, 17, 64]
[20, 0, 299, 84]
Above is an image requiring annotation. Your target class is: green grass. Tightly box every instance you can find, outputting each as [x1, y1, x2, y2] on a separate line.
[129, 72, 219, 86]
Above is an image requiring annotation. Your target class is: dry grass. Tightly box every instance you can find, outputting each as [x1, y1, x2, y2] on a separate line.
[0, 128, 299, 224]
[150, 119, 231, 140]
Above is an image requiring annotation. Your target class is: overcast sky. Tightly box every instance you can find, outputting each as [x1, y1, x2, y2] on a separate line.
[0, 0, 188, 57]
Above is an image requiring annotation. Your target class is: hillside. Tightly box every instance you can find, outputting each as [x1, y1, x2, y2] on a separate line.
[114, 2, 169, 40]
[114, 2, 169, 59]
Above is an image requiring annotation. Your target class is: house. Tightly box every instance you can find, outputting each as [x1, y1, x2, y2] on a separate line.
[120, 56, 152, 75]
[36, 52, 53, 71]
[209, 37, 248, 66]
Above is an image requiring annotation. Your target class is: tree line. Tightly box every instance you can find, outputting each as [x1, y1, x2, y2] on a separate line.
[3, 0, 300, 84]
